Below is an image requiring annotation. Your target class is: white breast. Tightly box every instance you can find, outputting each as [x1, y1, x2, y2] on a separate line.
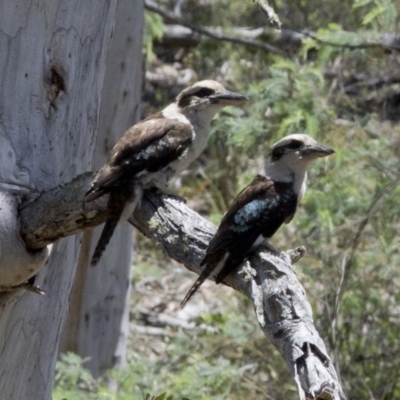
[161, 104, 211, 174]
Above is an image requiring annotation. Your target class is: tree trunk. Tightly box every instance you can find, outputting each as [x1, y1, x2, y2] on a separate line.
[0, 1, 126, 398]
[58, 0, 144, 378]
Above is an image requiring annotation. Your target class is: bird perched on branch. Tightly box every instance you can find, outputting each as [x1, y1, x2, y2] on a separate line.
[180, 134, 334, 308]
[84, 80, 247, 266]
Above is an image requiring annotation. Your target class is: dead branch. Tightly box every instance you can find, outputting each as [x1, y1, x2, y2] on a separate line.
[144, 0, 400, 54]
[144, 0, 287, 56]
[19, 173, 346, 399]
[253, 0, 282, 29]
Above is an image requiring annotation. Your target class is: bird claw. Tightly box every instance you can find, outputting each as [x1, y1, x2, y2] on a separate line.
[150, 186, 187, 203]
[166, 193, 187, 203]
[5, 282, 46, 295]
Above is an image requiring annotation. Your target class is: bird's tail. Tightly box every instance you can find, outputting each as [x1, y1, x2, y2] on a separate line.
[90, 189, 131, 267]
[90, 211, 122, 267]
[181, 250, 228, 308]
[180, 264, 214, 308]
[84, 184, 105, 202]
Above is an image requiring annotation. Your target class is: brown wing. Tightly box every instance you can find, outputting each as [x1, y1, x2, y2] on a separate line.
[85, 115, 193, 200]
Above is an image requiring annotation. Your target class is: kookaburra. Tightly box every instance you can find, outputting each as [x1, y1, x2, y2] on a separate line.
[84, 80, 247, 266]
[180, 134, 334, 308]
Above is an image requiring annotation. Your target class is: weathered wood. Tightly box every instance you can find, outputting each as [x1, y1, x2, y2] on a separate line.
[130, 193, 344, 400]
[0, 1, 120, 398]
[20, 173, 105, 249]
[59, 0, 144, 377]
[0, 192, 49, 289]
[20, 177, 346, 400]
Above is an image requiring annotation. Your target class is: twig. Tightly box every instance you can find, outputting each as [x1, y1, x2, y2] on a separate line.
[344, 76, 400, 93]
[144, 0, 286, 56]
[329, 176, 400, 371]
[137, 308, 218, 332]
[301, 30, 400, 52]
[253, 0, 282, 29]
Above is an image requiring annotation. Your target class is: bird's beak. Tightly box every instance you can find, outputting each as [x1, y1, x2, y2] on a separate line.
[301, 143, 335, 158]
[210, 91, 248, 105]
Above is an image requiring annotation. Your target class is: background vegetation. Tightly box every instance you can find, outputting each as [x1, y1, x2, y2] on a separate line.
[53, 0, 400, 398]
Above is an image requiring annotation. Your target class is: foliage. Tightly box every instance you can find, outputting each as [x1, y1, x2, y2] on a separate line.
[53, 352, 190, 400]
[143, 10, 165, 62]
[53, 353, 97, 400]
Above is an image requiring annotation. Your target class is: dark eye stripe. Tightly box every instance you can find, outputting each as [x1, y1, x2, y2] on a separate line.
[271, 147, 285, 161]
[271, 139, 304, 161]
[195, 88, 215, 98]
[286, 139, 303, 149]
[177, 87, 215, 108]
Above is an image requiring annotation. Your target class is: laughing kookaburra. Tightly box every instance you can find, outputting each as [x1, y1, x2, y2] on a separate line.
[180, 134, 334, 308]
[84, 80, 247, 266]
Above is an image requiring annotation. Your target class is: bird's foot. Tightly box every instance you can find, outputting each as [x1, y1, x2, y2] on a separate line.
[5, 281, 46, 295]
[166, 192, 187, 203]
[150, 186, 187, 203]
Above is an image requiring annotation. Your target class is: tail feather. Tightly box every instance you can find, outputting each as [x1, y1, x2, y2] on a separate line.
[180, 265, 214, 308]
[90, 212, 122, 267]
[84, 189, 103, 202]
[180, 275, 207, 309]
[215, 255, 243, 284]
[90, 188, 132, 267]
[181, 250, 229, 308]
[84, 182, 109, 202]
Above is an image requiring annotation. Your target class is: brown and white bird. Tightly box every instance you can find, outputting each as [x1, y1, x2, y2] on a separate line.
[84, 80, 247, 266]
[180, 134, 334, 308]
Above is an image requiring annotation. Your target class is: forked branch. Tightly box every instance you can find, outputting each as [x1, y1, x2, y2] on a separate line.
[19, 173, 346, 400]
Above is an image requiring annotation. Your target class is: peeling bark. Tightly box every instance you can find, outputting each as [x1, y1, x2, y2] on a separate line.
[20, 177, 346, 400]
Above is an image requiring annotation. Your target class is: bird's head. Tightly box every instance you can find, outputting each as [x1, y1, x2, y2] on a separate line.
[175, 80, 247, 122]
[270, 133, 334, 164]
[264, 134, 334, 182]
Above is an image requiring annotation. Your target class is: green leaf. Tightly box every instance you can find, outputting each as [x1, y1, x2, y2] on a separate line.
[327, 22, 342, 30]
[362, 5, 386, 25]
[272, 59, 297, 73]
[352, 0, 373, 8]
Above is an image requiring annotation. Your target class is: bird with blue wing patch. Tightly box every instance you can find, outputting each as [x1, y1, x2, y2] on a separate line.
[180, 134, 334, 308]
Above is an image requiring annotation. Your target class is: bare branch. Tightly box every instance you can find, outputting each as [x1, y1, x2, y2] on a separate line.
[301, 30, 400, 52]
[130, 191, 346, 400]
[19, 174, 346, 399]
[144, 0, 287, 56]
[253, 0, 282, 29]
[147, 9, 400, 55]
[19, 172, 106, 249]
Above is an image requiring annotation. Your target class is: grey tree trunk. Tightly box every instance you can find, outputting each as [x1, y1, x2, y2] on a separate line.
[0, 1, 141, 398]
[59, 0, 144, 378]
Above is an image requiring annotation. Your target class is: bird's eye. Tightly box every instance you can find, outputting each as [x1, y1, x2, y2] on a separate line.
[286, 140, 303, 149]
[271, 147, 285, 161]
[196, 88, 215, 98]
